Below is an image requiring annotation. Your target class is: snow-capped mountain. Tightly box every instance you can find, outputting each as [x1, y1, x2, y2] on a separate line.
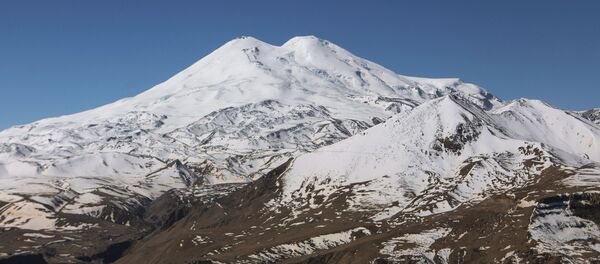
[0, 36, 497, 231]
[0, 36, 498, 180]
[1, 36, 599, 263]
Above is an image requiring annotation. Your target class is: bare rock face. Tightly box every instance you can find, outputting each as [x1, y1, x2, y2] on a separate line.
[581, 108, 600, 125]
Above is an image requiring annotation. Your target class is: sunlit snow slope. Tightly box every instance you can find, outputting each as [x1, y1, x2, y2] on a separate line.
[280, 95, 600, 219]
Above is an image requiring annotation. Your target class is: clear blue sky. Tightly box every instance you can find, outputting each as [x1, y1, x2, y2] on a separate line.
[1, 1, 599, 129]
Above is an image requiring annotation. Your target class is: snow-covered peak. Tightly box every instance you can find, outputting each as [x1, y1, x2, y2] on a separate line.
[284, 94, 600, 188]
[282, 95, 499, 191]
[282, 35, 348, 57]
[279, 94, 600, 221]
[227, 35, 273, 47]
[282, 35, 326, 46]
[0, 36, 499, 136]
[494, 98, 600, 161]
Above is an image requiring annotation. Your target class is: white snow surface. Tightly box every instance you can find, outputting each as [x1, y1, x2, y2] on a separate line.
[282, 95, 600, 218]
[248, 227, 371, 261]
[380, 228, 451, 261]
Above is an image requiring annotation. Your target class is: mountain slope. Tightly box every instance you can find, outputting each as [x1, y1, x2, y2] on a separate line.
[117, 95, 600, 263]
